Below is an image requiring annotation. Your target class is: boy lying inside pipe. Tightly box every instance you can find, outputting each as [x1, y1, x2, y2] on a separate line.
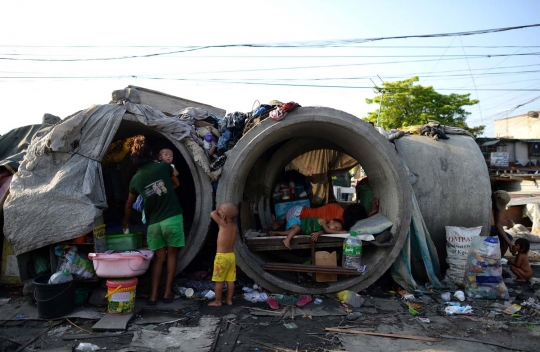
[269, 215, 347, 250]
[268, 198, 379, 234]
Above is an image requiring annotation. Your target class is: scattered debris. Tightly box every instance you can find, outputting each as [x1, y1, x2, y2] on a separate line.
[325, 327, 438, 342]
[503, 304, 522, 315]
[440, 335, 520, 351]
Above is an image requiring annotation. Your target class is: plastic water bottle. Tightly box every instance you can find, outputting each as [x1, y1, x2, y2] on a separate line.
[289, 181, 296, 200]
[48, 269, 73, 284]
[342, 231, 362, 270]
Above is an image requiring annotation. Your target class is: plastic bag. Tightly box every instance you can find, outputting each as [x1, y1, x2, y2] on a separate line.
[445, 226, 481, 285]
[445, 303, 473, 315]
[464, 236, 509, 300]
[54, 245, 95, 279]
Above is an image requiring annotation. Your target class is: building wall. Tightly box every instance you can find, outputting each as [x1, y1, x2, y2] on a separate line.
[515, 142, 529, 164]
[495, 115, 540, 139]
[497, 143, 516, 162]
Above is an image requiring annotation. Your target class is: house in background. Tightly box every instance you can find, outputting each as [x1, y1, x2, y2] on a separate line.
[476, 111, 540, 226]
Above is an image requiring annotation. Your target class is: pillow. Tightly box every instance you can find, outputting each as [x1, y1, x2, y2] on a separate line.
[350, 213, 393, 235]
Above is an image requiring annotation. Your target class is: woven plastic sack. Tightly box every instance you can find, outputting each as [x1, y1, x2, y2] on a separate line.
[464, 236, 509, 300]
[445, 226, 481, 286]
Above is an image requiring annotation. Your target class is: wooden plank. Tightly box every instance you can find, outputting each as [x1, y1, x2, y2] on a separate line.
[249, 242, 343, 251]
[246, 235, 343, 245]
[263, 263, 361, 275]
[325, 328, 438, 342]
[218, 322, 241, 352]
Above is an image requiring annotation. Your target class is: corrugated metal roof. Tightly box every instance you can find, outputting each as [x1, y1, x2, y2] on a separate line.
[520, 139, 540, 143]
[481, 140, 500, 146]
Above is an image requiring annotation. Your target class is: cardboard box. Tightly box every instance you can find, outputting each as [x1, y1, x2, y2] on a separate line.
[315, 251, 338, 282]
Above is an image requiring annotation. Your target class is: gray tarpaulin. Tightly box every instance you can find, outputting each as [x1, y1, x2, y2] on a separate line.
[4, 103, 197, 255]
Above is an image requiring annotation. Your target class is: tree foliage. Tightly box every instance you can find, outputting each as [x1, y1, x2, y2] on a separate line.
[364, 76, 485, 136]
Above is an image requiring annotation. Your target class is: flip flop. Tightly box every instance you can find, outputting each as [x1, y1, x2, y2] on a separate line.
[296, 295, 312, 307]
[163, 296, 174, 304]
[147, 299, 157, 306]
[266, 297, 279, 310]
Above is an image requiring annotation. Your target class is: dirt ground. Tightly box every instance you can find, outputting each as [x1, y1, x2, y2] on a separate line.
[0, 264, 539, 352]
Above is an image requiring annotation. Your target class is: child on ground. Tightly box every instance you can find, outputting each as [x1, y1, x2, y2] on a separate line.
[208, 202, 238, 307]
[509, 238, 533, 282]
[158, 148, 180, 189]
[270, 206, 347, 249]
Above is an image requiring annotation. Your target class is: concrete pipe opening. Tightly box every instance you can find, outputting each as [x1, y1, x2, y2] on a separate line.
[113, 118, 213, 273]
[216, 107, 412, 294]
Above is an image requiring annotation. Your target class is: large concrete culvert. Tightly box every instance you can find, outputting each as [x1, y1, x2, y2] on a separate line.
[394, 135, 492, 270]
[116, 116, 214, 274]
[216, 107, 413, 294]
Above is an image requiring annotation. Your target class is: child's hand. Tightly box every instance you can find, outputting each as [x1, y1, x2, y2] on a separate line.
[311, 232, 321, 241]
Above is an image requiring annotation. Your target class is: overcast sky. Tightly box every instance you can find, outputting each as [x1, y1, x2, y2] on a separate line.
[1, 0, 540, 137]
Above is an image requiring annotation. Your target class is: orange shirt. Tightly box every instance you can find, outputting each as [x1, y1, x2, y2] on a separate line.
[300, 203, 344, 223]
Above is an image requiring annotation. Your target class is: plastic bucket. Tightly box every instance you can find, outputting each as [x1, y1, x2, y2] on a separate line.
[106, 277, 138, 315]
[34, 273, 78, 319]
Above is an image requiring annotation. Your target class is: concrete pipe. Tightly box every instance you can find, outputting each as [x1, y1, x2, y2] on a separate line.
[216, 107, 413, 294]
[116, 118, 213, 274]
[394, 135, 491, 269]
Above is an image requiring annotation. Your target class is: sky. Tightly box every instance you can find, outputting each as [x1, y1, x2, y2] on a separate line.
[1, 0, 540, 137]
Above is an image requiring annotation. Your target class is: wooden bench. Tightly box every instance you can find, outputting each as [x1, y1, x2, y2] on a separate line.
[244, 231, 394, 251]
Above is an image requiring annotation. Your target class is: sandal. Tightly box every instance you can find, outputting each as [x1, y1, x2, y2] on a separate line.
[147, 299, 157, 306]
[266, 297, 279, 310]
[296, 295, 312, 307]
[163, 296, 174, 304]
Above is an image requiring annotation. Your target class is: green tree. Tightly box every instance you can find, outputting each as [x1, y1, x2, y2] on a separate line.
[364, 76, 485, 136]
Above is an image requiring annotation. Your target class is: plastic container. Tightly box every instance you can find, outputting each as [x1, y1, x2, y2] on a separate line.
[345, 291, 365, 308]
[280, 188, 290, 200]
[105, 233, 142, 251]
[34, 273, 78, 319]
[342, 231, 363, 270]
[295, 185, 305, 197]
[106, 277, 138, 315]
[89, 250, 154, 278]
[289, 181, 296, 200]
[48, 269, 73, 284]
[73, 234, 88, 244]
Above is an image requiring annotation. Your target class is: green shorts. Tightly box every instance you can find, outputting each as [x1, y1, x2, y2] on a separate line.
[147, 214, 185, 250]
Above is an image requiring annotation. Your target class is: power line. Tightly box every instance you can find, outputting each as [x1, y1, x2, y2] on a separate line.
[0, 23, 539, 61]
[1, 51, 540, 62]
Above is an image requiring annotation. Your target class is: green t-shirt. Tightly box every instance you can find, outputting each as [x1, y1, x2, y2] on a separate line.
[301, 218, 323, 235]
[129, 162, 182, 225]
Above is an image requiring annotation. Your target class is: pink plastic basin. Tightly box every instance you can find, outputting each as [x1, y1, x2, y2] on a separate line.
[89, 250, 154, 278]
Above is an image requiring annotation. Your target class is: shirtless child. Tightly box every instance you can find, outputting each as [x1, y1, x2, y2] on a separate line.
[508, 238, 533, 282]
[208, 202, 238, 307]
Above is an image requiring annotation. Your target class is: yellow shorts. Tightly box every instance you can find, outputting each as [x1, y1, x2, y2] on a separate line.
[212, 253, 236, 282]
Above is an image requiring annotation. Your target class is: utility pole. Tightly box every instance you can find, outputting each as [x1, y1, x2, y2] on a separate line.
[370, 77, 387, 127]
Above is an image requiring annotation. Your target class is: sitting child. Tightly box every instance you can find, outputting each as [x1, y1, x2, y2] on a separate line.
[270, 212, 347, 249]
[509, 238, 533, 282]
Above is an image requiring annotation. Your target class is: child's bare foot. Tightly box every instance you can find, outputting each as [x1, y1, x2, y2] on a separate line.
[283, 239, 292, 250]
[225, 300, 233, 306]
[208, 300, 222, 307]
